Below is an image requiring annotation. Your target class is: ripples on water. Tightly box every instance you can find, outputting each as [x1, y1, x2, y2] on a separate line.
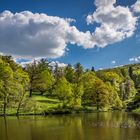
[0, 112, 140, 140]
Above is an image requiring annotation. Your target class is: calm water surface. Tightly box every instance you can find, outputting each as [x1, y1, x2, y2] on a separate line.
[0, 112, 140, 140]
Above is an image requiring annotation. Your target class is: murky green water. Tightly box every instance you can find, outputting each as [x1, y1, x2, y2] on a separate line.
[0, 112, 140, 140]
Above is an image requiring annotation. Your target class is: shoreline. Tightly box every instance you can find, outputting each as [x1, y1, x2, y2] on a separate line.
[0, 109, 126, 117]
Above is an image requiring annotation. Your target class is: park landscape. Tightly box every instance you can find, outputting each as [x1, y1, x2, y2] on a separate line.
[1, 0, 140, 139]
[0, 55, 140, 116]
[1, 56, 140, 140]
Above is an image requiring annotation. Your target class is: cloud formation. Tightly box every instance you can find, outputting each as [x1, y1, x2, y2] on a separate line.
[129, 56, 140, 62]
[111, 60, 116, 64]
[17, 58, 67, 68]
[0, 0, 139, 59]
[87, 0, 138, 47]
[49, 61, 67, 68]
[0, 10, 93, 58]
[132, 0, 140, 13]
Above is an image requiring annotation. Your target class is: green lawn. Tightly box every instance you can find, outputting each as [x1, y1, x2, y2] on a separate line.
[0, 93, 106, 116]
[32, 94, 62, 109]
[132, 108, 140, 115]
[0, 93, 63, 115]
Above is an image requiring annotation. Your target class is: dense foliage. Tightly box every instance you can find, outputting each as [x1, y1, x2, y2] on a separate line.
[0, 55, 140, 115]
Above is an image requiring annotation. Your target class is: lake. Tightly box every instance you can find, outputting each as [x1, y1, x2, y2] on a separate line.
[0, 112, 140, 140]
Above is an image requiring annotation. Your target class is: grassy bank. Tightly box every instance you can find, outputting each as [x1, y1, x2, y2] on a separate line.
[132, 108, 140, 115]
[0, 93, 109, 116]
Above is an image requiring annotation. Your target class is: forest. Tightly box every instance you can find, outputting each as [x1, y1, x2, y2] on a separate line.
[0, 55, 140, 116]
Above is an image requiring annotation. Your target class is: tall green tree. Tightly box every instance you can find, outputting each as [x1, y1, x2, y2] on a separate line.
[25, 60, 38, 97]
[120, 77, 136, 101]
[64, 64, 75, 83]
[82, 71, 114, 110]
[53, 77, 73, 107]
[33, 69, 55, 95]
[38, 58, 50, 71]
[0, 59, 13, 115]
[128, 66, 133, 80]
[81, 71, 96, 105]
[72, 82, 84, 107]
[74, 63, 83, 83]
[13, 68, 30, 115]
[92, 79, 111, 110]
[1, 55, 18, 71]
[91, 66, 95, 72]
[54, 63, 65, 81]
[96, 71, 122, 92]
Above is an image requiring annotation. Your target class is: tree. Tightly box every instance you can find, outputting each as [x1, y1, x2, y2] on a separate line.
[72, 82, 84, 107]
[25, 60, 38, 97]
[91, 66, 95, 72]
[33, 69, 55, 95]
[82, 71, 114, 110]
[81, 71, 96, 104]
[38, 58, 50, 71]
[53, 77, 73, 107]
[96, 71, 122, 92]
[120, 68, 129, 78]
[0, 59, 13, 115]
[128, 66, 133, 80]
[92, 79, 111, 110]
[74, 63, 83, 83]
[120, 77, 136, 101]
[64, 64, 75, 83]
[106, 82, 123, 109]
[54, 63, 65, 81]
[13, 68, 30, 115]
[25, 59, 55, 96]
[132, 69, 140, 88]
[1, 55, 19, 71]
[35, 59, 55, 95]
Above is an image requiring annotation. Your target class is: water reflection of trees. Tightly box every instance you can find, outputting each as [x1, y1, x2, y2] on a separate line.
[0, 117, 9, 140]
[1, 113, 140, 140]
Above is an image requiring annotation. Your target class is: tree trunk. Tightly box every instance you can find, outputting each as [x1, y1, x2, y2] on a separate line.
[16, 96, 23, 116]
[96, 102, 99, 111]
[96, 92, 99, 111]
[3, 93, 7, 116]
[16, 93, 25, 116]
[29, 89, 32, 97]
[4, 116, 8, 140]
[16, 105, 20, 116]
[40, 91, 44, 95]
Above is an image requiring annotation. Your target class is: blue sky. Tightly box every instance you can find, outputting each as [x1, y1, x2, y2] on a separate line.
[0, 0, 140, 70]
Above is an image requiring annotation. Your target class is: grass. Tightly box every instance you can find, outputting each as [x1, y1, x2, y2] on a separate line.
[0, 93, 112, 116]
[32, 94, 62, 111]
[0, 93, 63, 116]
[132, 108, 140, 115]
[32, 95, 60, 104]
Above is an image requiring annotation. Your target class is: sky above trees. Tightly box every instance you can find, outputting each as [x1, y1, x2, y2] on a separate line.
[0, 0, 140, 70]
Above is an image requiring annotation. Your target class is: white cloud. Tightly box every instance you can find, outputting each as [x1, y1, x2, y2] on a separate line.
[94, 0, 116, 8]
[0, 10, 93, 59]
[132, 0, 140, 13]
[86, 0, 138, 47]
[16, 58, 41, 67]
[129, 56, 140, 62]
[0, 0, 139, 60]
[49, 61, 67, 68]
[99, 68, 103, 70]
[114, 65, 124, 68]
[17, 58, 67, 68]
[111, 60, 116, 64]
[18, 60, 33, 67]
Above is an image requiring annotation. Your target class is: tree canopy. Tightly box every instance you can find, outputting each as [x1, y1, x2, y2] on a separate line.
[0, 55, 140, 115]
